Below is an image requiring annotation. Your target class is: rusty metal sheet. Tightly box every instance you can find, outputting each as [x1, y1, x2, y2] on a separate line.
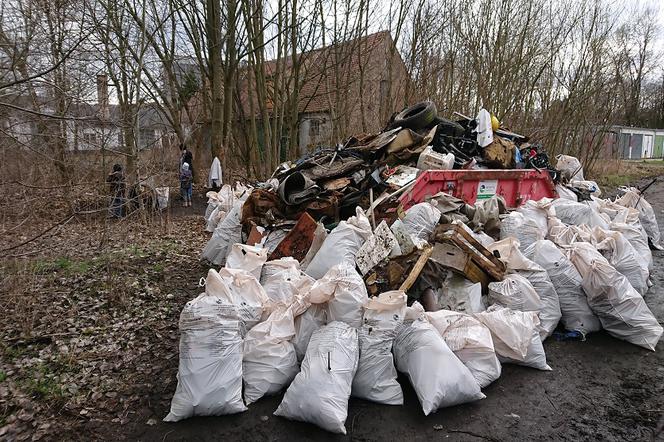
[267, 212, 318, 262]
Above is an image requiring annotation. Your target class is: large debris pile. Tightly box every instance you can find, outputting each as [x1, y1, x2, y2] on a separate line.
[168, 103, 662, 434]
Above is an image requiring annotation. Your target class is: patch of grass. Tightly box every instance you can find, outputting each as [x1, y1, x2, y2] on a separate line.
[152, 263, 165, 273]
[0, 371, 6, 382]
[33, 257, 92, 275]
[22, 364, 63, 402]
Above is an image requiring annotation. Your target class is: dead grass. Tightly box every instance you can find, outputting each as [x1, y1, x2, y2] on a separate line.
[591, 159, 664, 191]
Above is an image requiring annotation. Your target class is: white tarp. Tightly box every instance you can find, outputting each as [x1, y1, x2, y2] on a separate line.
[567, 242, 662, 351]
[352, 291, 407, 405]
[274, 321, 359, 434]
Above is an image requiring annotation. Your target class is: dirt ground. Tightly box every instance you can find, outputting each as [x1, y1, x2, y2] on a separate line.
[1, 179, 664, 441]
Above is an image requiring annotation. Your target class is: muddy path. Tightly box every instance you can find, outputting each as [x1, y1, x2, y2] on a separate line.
[128, 182, 664, 442]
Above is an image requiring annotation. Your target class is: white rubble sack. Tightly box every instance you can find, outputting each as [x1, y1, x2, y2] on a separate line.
[551, 200, 609, 230]
[610, 221, 652, 271]
[591, 227, 649, 295]
[201, 200, 243, 265]
[393, 305, 485, 415]
[300, 222, 328, 272]
[243, 296, 310, 405]
[516, 198, 552, 237]
[215, 268, 268, 330]
[352, 291, 407, 405]
[490, 238, 562, 339]
[260, 258, 303, 305]
[556, 154, 584, 181]
[402, 201, 442, 241]
[427, 310, 501, 388]
[225, 243, 268, 280]
[616, 187, 662, 249]
[474, 305, 551, 370]
[164, 287, 247, 421]
[292, 303, 328, 361]
[524, 240, 600, 335]
[567, 242, 662, 351]
[556, 185, 578, 202]
[488, 273, 542, 313]
[548, 216, 593, 247]
[307, 262, 369, 328]
[274, 321, 359, 434]
[500, 211, 543, 250]
[305, 207, 372, 279]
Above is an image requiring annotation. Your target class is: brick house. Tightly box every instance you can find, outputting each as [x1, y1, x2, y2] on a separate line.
[236, 31, 409, 155]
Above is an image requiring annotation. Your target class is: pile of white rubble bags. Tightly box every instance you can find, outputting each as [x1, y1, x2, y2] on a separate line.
[165, 157, 662, 434]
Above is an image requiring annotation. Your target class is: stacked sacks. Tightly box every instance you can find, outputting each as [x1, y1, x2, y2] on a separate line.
[393, 303, 485, 415]
[567, 242, 662, 351]
[524, 240, 600, 335]
[489, 238, 562, 339]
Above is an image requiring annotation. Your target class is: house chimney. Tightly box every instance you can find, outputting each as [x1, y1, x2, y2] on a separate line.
[97, 74, 109, 120]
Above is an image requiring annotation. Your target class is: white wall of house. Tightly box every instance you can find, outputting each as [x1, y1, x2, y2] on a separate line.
[298, 112, 332, 155]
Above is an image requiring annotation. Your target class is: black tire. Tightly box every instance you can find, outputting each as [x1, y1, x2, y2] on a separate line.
[391, 101, 437, 130]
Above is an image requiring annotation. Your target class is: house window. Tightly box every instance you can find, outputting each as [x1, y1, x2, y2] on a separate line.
[309, 120, 320, 137]
[83, 132, 97, 146]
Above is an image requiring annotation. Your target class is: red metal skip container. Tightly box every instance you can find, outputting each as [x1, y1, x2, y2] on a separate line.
[399, 169, 557, 209]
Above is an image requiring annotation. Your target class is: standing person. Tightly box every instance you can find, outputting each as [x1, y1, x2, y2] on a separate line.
[180, 144, 193, 177]
[208, 157, 222, 190]
[180, 162, 193, 207]
[107, 163, 125, 218]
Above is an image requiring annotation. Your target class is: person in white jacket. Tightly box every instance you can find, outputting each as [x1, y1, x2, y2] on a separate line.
[208, 157, 222, 190]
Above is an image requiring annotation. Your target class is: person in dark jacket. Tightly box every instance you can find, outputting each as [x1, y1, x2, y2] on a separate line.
[107, 163, 125, 218]
[180, 144, 193, 176]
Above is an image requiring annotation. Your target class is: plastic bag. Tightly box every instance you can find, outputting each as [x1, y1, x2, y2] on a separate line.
[307, 262, 368, 328]
[616, 188, 662, 248]
[402, 202, 442, 241]
[556, 154, 584, 181]
[567, 242, 662, 351]
[570, 180, 601, 196]
[556, 185, 578, 202]
[427, 310, 501, 388]
[474, 305, 551, 370]
[214, 268, 268, 330]
[551, 200, 609, 229]
[489, 238, 562, 339]
[438, 273, 485, 313]
[352, 291, 407, 405]
[243, 297, 310, 405]
[274, 321, 359, 434]
[591, 227, 649, 295]
[610, 221, 652, 272]
[305, 207, 372, 279]
[488, 274, 542, 312]
[292, 304, 328, 361]
[201, 200, 243, 265]
[500, 211, 543, 250]
[225, 244, 268, 280]
[393, 311, 484, 415]
[516, 199, 552, 237]
[205, 205, 227, 233]
[260, 258, 302, 305]
[164, 289, 247, 421]
[523, 240, 600, 335]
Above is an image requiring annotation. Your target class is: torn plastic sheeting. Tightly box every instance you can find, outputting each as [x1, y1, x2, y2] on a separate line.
[393, 311, 485, 416]
[352, 291, 407, 405]
[567, 242, 662, 351]
[355, 221, 401, 275]
[426, 310, 501, 388]
[274, 321, 359, 434]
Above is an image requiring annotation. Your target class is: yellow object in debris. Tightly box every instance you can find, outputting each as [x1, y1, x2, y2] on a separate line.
[491, 115, 500, 131]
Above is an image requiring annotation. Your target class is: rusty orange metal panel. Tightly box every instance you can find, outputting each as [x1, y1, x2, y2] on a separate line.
[267, 212, 318, 262]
